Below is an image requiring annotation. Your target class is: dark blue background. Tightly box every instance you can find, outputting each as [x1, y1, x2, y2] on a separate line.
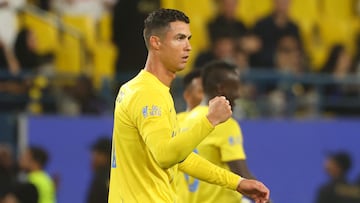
[28, 116, 113, 203]
[28, 117, 360, 203]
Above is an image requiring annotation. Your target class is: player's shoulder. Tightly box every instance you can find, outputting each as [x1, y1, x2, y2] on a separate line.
[177, 111, 189, 119]
[179, 106, 208, 127]
[217, 117, 241, 131]
[120, 75, 165, 100]
[228, 117, 240, 126]
[187, 105, 208, 119]
[192, 105, 208, 114]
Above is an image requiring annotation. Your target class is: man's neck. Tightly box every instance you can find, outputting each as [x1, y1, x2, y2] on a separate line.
[144, 55, 176, 87]
[29, 167, 42, 173]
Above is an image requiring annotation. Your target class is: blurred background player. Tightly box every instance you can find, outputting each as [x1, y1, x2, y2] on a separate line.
[315, 151, 359, 203]
[177, 69, 204, 122]
[0, 144, 17, 200]
[19, 146, 56, 203]
[180, 60, 257, 203]
[85, 136, 111, 203]
[176, 69, 203, 202]
[1, 182, 39, 203]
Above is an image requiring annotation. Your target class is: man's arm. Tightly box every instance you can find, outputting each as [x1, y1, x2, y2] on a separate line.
[140, 96, 231, 168]
[179, 153, 270, 203]
[228, 160, 256, 180]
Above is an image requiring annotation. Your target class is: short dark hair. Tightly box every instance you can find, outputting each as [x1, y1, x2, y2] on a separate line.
[328, 151, 352, 173]
[29, 146, 49, 168]
[183, 69, 202, 90]
[202, 60, 238, 96]
[91, 136, 111, 156]
[143, 8, 190, 48]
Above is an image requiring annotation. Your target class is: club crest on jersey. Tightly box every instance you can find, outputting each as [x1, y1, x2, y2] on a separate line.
[142, 105, 161, 118]
[228, 135, 241, 145]
[228, 136, 235, 145]
[116, 91, 125, 103]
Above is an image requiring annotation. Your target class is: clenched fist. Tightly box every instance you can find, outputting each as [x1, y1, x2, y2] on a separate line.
[206, 96, 232, 126]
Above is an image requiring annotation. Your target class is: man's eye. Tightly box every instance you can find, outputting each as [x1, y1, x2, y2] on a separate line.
[177, 35, 186, 40]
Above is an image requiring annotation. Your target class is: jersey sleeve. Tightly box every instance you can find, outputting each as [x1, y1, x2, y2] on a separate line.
[131, 90, 215, 169]
[178, 152, 242, 190]
[217, 121, 246, 162]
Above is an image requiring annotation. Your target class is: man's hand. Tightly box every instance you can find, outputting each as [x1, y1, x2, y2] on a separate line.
[206, 96, 232, 126]
[237, 179, 270, 203]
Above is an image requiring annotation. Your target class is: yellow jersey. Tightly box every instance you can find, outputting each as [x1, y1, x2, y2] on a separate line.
[28, 170, 56, 203]
[176, 111, 190, 203]
[183, 106, 246, 203]
[109, 70, 241, 203]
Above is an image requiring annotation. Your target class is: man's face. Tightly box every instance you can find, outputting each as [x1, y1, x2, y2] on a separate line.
[158, 21, 192, 73]
[325, 158, 342, 179]
[19, 149, 32, 171]
[91, 151, 109, 171]
[184, 77, 203, 110]
[219, 72, 241, 107]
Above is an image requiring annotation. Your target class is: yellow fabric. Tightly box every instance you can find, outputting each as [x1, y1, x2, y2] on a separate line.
[28, 171, 56, 203]
[181, 106, 246, 203]
[108, 70, 216, 203]
[178, 152, 241, 190]
[176, 111, 190, 203]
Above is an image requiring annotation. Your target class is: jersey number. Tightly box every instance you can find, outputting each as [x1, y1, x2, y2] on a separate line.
[111, 143, 117, 168]
[185, 149, 199, 192]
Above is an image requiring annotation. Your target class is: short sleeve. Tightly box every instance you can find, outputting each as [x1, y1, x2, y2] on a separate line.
[216, 121, 246, 162]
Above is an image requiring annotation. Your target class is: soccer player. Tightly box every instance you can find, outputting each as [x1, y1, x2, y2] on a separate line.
[19, 146, 56, 203]
[108, 8, 270, 203]
[181, 60, 257, 203]
[177, 69, 203, 122]
[176, 69, 203, 202]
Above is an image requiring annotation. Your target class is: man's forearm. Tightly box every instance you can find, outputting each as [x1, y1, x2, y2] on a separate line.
[146, 116, 214, 168]
[178, 152, 242, 190]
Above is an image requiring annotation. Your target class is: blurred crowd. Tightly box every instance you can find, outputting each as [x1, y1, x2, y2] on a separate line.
[188, 0, 360, 118]
[0, 0, 360, 117]
[0, 136, 112, 203]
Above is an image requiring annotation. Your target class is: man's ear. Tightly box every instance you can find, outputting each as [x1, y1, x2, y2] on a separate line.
[149, 36, 161, 50]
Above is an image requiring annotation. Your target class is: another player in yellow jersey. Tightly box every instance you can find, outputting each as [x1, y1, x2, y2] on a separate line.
[108, 8, 270, 203]
[177, 69, 203, 123]
[176, 69, 204, 202]
[182, 61, 258, 203]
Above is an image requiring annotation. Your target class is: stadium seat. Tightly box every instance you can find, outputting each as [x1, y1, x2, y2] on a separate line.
[54, 32, 83, 75]
[290, 0, 319, 21]
[93, 42, 117, 89]
[308, 43, 328, 71]
[320, 0, 355, 19]
[20, 12, 59, 54]
[98, 12, 113, 43]
[160, 0, 176, 8]
[62, 15, 96, 51]
[318, 17, 358, 55]
[289, 0, 319, 55]
[237, 0, 273, 28]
